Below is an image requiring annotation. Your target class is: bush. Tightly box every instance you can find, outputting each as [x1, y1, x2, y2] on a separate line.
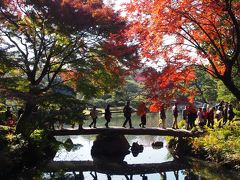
[190, 124, 240, 170]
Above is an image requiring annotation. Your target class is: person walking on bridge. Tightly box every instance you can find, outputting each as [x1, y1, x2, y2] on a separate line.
[172, 103, 179, 129]
[89, 106, 98, 128]
[104, 104, 112, 128]
[123, 101, 134, 128]
[159, 103, 166, 129]
[137, 102, 148, 128]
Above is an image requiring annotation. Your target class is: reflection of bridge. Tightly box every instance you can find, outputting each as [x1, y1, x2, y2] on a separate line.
[52, 127, 202, 137]
[45, 160, 189, 174]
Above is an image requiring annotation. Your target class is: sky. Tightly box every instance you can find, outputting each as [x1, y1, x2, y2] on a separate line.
[104, 0, 130, 11]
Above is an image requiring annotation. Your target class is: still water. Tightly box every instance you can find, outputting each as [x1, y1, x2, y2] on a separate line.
[48, 113, 239, 180]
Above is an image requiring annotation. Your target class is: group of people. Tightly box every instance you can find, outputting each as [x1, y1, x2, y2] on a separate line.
[89, 100, 236, 130]
[89, 101, 148, 129]
[89, 104, 112, 128]
[181, 101, 236, 129]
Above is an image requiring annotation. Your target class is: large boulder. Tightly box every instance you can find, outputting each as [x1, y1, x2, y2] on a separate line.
[91, 134, 130, 162]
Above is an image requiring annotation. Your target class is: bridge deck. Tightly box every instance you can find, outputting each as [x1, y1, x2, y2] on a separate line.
[52, 127, 201, 137]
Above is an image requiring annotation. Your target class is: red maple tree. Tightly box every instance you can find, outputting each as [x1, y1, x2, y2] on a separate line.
[124, 0, 240, 102]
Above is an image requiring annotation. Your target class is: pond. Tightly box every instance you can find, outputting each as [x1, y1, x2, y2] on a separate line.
[46, 113, 239, 180]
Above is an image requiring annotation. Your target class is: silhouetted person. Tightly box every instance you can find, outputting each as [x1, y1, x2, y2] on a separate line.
[228, 104, 235, 125]
[207, 107, 215, 128]
[104, 104, 112, 128]
[197, 107, 205, 129]
[216, 106, 223, 128]
[183, 106, 188, 121]
[123, 101, 133, 128]
[187, 105, 197, 130]
[202, 107, 208, 126]
[222, 103, 229, 125]
[138, 102, 148, 128]
[159, 104, 166, 129]
[216, 100, 224, 110]
[172, 103, 179, 129]
[89, 106, 98, 128]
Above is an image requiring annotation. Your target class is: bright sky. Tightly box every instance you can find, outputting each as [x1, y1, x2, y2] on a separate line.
[104, 0, 130, 11]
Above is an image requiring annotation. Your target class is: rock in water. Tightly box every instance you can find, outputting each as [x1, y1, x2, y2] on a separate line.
[152, 141, 164, 149]
[91, 134, 130, 162]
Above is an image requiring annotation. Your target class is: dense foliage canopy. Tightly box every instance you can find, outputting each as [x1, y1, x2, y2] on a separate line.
[124, 0, 240, 103]
[0, 0, 140, 135]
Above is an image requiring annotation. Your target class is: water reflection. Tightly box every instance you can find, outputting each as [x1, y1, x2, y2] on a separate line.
[54, 135, 170, 163]
[45, 159, 189, 179]
[52, 132, 239, 180]
[49, 113, 239, 179]
[53, 133, 188, 180]
[43, 170, 198, 180]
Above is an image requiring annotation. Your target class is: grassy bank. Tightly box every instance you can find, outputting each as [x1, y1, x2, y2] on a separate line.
[189, 121, 240, 170]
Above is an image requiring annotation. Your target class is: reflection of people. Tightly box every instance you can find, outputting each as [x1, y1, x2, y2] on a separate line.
[107, 174, 111, 180]
[123, 101, 133, 128]
[160, 172, 166, 180]
[104, 104, 111, 128]
[140, 174, 148, 180]
[174, 170, 179, 180]
[89, 106, 98, 128]
[125, 175, 133, 180]
[90, 171, 98, 180]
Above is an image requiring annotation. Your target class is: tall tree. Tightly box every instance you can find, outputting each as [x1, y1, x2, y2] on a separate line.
[124, 0, 240, 100]
[191, 68, 217, 104]
[0, 0, 139, 136]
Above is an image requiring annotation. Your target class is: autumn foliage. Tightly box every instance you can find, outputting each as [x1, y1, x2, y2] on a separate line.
[0, 0, 141, 135]
[124, 0, 240, 101]
[0, 0, 140, 99]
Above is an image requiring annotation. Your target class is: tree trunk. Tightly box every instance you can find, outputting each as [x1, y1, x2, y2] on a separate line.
[16, 103, 37, 138]
[221, 76, 240, 100]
